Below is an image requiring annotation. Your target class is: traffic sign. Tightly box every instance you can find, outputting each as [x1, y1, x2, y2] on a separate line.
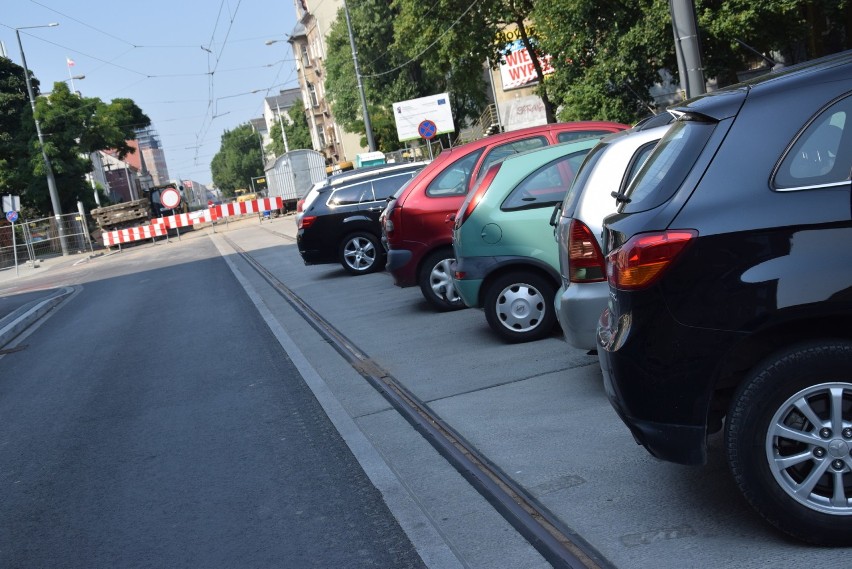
[161, 187, 181, 210]
[418, 119, 438, 140]
[5, 210, 18, 223]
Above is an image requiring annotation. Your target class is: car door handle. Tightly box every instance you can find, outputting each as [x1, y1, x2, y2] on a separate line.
[445, 213, 456, 223]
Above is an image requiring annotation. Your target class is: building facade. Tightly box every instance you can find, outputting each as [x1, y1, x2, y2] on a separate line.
[289, 0, 366, 167]
[135, 128, 170, 186]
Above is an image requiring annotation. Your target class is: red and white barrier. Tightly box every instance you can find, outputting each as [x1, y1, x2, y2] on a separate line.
[102, 219, 168, 246]
[100, 196, 284, 247]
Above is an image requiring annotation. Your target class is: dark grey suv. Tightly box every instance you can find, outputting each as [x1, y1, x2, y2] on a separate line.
[597, 50, 852, 545]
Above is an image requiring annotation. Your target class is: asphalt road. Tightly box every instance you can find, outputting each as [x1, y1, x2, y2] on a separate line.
[0, 235, 426, 568]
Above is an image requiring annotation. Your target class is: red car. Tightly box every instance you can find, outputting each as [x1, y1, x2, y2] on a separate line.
[381, 121, 629, 310]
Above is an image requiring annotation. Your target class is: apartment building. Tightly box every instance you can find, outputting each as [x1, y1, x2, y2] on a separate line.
[289, 0, 366, 168]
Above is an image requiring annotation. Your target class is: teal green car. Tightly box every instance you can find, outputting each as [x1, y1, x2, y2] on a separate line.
[451, 138, 600, 343]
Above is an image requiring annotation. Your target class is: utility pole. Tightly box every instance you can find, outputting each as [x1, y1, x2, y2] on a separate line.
[342, 0, 376, 152]
[16, 24, 70, 256]
[669, 0, 706, 99]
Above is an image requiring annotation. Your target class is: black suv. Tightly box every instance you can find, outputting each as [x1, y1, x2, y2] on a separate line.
[297, 162, 426, 274]
[597, 51, 852, 545]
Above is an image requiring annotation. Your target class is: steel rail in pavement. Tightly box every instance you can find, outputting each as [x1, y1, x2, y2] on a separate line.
[224, 234, 614, 569]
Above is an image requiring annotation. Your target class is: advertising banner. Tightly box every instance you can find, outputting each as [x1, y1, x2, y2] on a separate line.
[393, 93, 455, 142]
[497, 28, 554, 91]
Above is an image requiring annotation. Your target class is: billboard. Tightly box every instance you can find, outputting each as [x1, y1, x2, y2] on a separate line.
[393, 93, 455, 142]
[496, 27, 554, 91]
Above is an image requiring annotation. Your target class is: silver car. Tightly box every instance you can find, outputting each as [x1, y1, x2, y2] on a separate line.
[553, 119, 672, 351]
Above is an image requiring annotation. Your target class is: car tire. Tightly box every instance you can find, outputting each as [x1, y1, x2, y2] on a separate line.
[725, 340, 852, 546]
[418, 249, 465, 312]
[483, 271, 557, 343]
[339, 232, 385, 275]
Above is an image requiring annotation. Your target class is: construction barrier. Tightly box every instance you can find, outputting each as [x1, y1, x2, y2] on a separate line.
[101, 197, 283, 247]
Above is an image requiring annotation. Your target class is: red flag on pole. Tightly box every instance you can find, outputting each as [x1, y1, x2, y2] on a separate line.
[66, 57, 75, 67]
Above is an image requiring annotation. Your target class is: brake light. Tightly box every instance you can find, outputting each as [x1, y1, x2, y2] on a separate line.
[455, 163, 502, 229]
[607, 230, 697, 290]
[568, 220, 606, 283]
[299, 215, 317, 229]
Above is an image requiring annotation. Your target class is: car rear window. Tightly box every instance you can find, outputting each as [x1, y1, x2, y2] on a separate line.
[622, 119, 716, 213]
[479, 137, 548, 174]
[502, 150, 589, 211]
[560, 143, 608, 217]
[774, 94, 852, 190]
[426, 149, 484, 197]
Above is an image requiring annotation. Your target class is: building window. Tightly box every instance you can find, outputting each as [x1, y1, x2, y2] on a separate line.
[317, 127, 326, 148]
[307, 82, 319, 107]
[301, 44, 311, 68]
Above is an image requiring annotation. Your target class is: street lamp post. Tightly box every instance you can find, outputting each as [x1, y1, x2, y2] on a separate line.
[342, 0, 376, 152]
[15, 23, 70, 256]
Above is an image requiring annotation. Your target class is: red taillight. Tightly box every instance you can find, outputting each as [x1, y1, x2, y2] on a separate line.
[607, 230, 697, 290]
[299, 215, 317, 229]
[455, 163, 502, 229]
[568, 219, 606, 283]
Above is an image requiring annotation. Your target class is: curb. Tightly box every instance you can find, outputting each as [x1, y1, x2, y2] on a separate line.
[0, 286, 75, 349]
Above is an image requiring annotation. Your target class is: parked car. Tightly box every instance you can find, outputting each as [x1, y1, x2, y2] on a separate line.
[381, 121, 629, 311]
[596, 51, 852, 545]
[452, 137, 601, 342]
[297, 162, 427, 274]
[553, 116, 673, 351]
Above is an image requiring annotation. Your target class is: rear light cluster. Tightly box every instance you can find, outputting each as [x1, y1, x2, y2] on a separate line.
[298, 215, 316, 230]
[454, 163, 502, 229]
[567, 220, 606, 283]
[606, 230, 697, 290]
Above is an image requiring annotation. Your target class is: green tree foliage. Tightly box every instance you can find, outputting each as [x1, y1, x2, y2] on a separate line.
[266, 97, 313, 156]
[534, 0, 851, 125]
[393, 0, 557, 121]
[211, 124, 264, 197]
[0, 57, 37, 203]
[0, 58, 151, 215]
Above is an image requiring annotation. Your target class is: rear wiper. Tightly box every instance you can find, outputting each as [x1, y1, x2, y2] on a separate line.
[611, 190, 631, 204]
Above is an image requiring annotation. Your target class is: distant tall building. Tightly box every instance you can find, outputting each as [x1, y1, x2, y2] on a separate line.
[135, 128, 170, 186]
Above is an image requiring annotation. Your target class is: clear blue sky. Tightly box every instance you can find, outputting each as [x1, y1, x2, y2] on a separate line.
[1, 0, 300, 186]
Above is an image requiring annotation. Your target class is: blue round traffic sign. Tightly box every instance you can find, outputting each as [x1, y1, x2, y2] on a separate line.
[5, 210, 18, 223]
[418, 119, 438, 140]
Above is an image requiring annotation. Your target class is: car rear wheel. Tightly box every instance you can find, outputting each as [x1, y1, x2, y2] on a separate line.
[339, 232, 384, 275]
[725, 340, 852, 545]
[483, 271, 557, 343]
[418, 249, 465, 311]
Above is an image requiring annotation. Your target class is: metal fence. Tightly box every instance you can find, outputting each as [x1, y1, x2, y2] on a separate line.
[0, 212, 94, 271]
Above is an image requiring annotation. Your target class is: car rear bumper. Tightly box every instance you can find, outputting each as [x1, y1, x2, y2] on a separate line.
[385, 248, 413, 281]
[555, 281, 609, 351]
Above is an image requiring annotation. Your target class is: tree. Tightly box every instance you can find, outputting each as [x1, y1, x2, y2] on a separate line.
[266, 97, 313, 156]
[211, 124, 264, 197]
[0, 57, 38, 205]
[0, 58, 151, 216]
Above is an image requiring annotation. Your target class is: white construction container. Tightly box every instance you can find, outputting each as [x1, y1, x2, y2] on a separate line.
[265, 149, 328, 210]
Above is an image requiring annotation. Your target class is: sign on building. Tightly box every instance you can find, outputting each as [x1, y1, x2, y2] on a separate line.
[393, 93, 455, 142]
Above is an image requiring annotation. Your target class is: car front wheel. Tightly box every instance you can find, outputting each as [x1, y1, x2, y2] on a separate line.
[725, 340, 852, 545]
[483, 271, 557, 343]
[418, 249, 465, 312]
[339, 232, 384, 275]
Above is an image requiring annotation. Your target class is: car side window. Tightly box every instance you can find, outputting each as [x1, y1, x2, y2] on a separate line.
[328, 181, 373, 206]
[372, 171, 419, 200]
[480, 137, 548, 175]
[775, 94, 852, 190]
[426, 149, 484, 197]
[502, 151, 588, 211]
[557, 130, 612, 143]
[621, 141, 659, 189]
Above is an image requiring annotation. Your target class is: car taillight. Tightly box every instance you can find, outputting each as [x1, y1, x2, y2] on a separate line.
[455, 163, 502, 229]
[607, 230, 697, 290]
[568, 219, 606, 283]
[299, 215, 316, 229]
